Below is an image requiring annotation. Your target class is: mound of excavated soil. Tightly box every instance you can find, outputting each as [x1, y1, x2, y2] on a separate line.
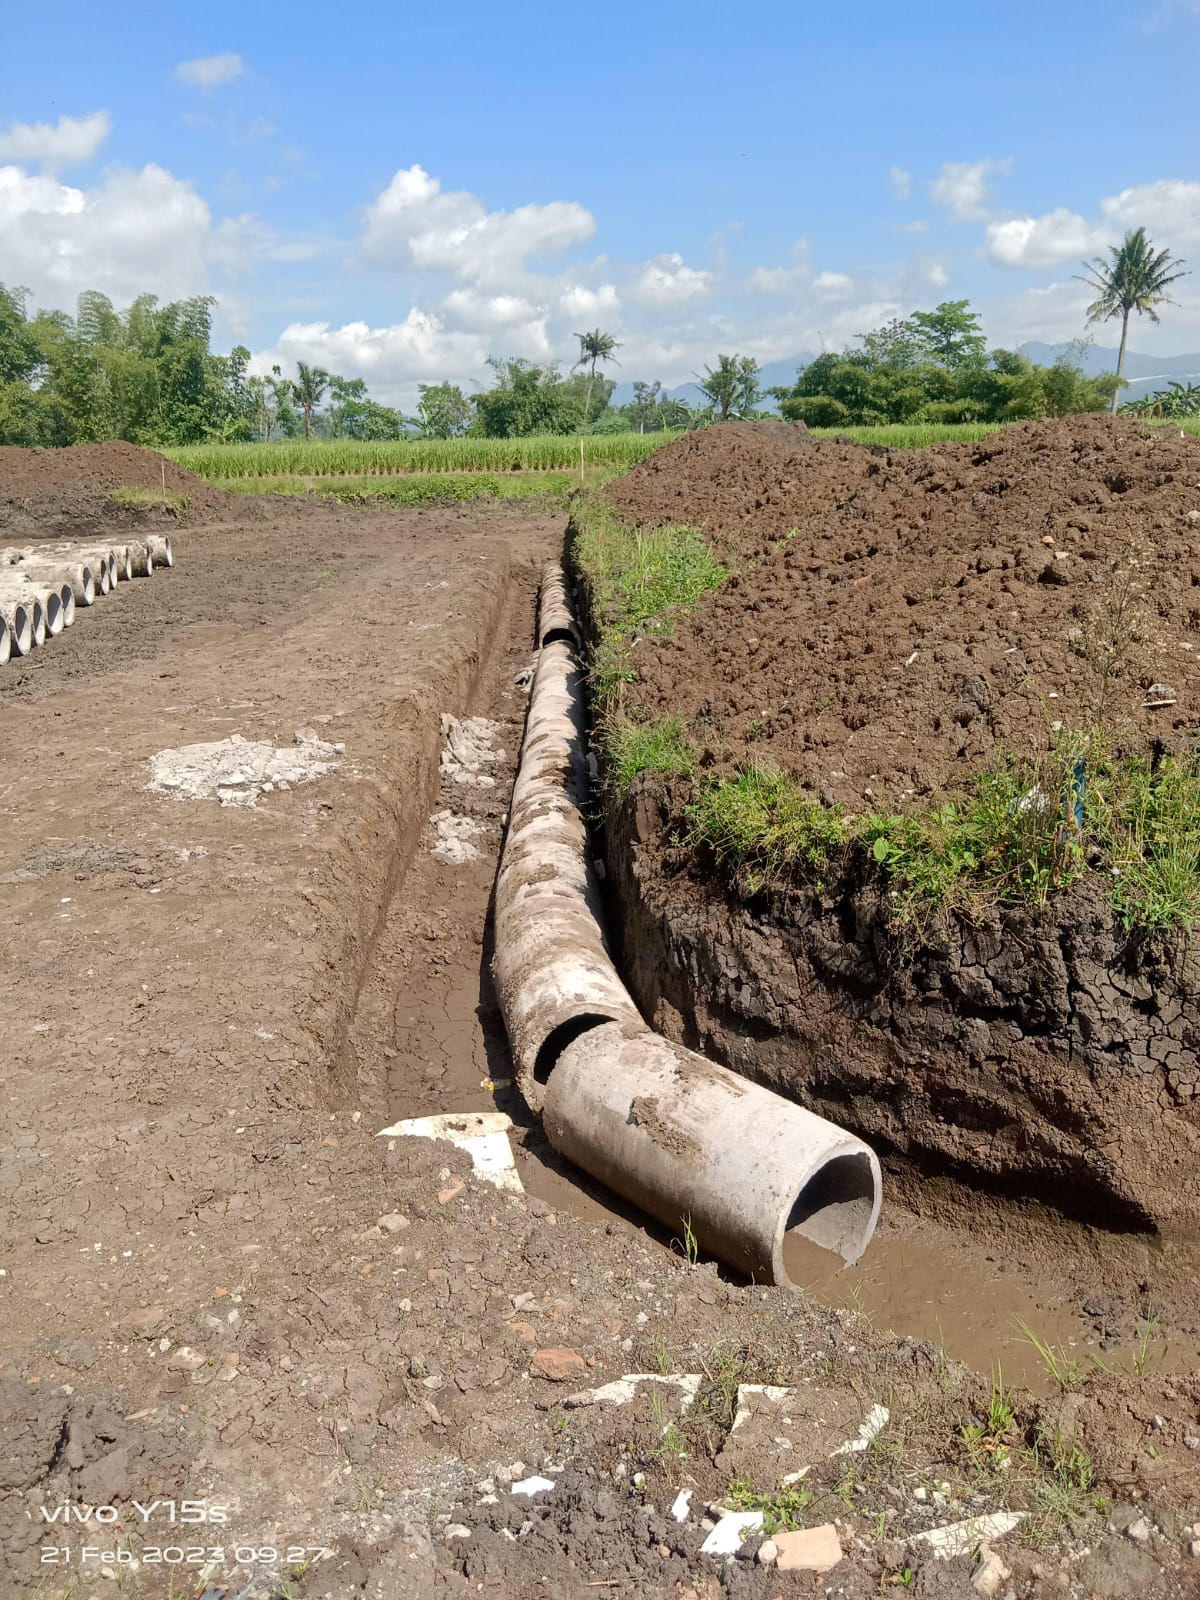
[612, 416, 1200, 806]
[0, 440, 231, 533]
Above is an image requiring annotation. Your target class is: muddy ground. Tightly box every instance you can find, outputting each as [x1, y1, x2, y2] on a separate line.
[0, 458, 1198, 1600]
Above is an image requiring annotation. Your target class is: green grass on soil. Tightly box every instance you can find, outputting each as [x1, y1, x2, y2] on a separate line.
[212, 469, 603, 506]
[572, 497, 1200, 935]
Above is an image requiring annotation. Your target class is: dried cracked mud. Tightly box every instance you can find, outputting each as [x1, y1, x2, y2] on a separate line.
[1, 453, 1198, 1600]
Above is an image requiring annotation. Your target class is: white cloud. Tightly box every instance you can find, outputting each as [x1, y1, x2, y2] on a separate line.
[0, 161, 215, 305]
[984, 179, 1200, 270]
[362, 164, 595, 286]
[176, 53, 246, 88]
[892, 218, 929, 235]
[559, 282, 620, 319]
[927, 261, 949, 287]
[0, 111, 110, 171]
[930, 157, 1011, 222]
[255, 309, 556, 407]
[813, 270, 853, 297]
[889, 165, 911, 200]
[441, 287, 544, 330]
[631, 252, 712, 305]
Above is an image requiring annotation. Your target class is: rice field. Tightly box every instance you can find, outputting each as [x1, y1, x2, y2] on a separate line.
[221, 470, 596, 504]
[167, 433, 678, 480]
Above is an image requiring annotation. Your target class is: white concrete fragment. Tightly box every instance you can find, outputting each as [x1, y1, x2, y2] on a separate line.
[147, 732, 342, 807]
[910, 1511, 1026, 1560]
[440, 713, 504, 786]
[700, 1511, 763, 1556]
[669, 1490, 693, 1522]
[377, 1111, 523, 1194]
[832, 1402, 890, 1455]
[510, 1476, 555, 1497]
[731, 1384, 797, 1433]
[561, 1373, 702, 1412]
[430, 810, 484, 864]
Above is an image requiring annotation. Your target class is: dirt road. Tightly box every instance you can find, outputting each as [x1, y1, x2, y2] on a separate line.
[1, 489, 1198, 1600]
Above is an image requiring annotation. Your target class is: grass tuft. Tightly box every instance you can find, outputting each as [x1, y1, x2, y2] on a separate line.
[685, 764, 845, 890]
[110, 486, 191, 511]
[602, 715, 693, 794]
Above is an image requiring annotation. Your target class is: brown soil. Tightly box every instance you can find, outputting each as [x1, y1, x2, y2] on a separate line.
[2, 450, 1199, 1600]
[0, 440, 234, 534]
[608, 416, 1200, 807]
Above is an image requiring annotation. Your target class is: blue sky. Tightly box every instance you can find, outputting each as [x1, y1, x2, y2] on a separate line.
[3, 0, 1199, 403]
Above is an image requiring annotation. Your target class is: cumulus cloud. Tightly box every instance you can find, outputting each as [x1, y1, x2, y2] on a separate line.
[892, 218, 929, 235]
[254, 310, 557, 406]
[176, 53, 246, 88]
[0, 161, 215, 305]
[889, 165, 911, 200]
[812, 270, 853, 297]
[930, 156, 1011, 222]
[0, 111, 110, 171]
[559, 282, 620, 320]
[984, 179, 1200, 270]
[362, 164, 595, 286]
[630, 252, 712, 305]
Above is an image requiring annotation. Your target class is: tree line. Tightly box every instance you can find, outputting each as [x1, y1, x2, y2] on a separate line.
[0, 230, 1185, 446]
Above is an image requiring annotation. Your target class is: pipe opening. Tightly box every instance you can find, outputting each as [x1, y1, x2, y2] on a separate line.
[782, 1152, 879, 1270]
[532, 1013, 615, 1086]
[541, 626, 578, 647]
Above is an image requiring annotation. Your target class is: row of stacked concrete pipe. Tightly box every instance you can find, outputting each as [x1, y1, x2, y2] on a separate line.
[0, 533, 173, 665]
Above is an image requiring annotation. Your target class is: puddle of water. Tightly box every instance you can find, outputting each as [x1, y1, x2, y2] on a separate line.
[784, 1226, 1197, 1396]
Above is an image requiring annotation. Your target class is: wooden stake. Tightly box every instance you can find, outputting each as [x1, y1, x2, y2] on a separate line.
[579, 436, 585, 486]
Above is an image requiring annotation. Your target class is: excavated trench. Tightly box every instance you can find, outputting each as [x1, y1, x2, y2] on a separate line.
[335, 552, 1200, 1394]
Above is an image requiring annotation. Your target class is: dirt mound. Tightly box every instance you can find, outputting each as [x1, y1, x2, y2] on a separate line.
[0, 439, 231, 534]
[616, 415, 1200, 806]
[606, 418, 856, 542]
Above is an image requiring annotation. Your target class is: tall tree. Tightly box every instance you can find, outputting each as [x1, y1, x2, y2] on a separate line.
[415, 381, 473, 439]
[696, 354, 761, 422]
[292, 361, 330, 439]
[1077, 228, 1188, 412]
[572, 329, 621, 430]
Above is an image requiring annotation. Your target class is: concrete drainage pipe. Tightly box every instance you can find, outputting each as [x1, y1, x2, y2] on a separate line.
[20, 560, 95, 607]
[145, 534, 173, 569]
[114, 545, 133, 581]
[127, 541, 153, 577]
[0, 613, 10, 667]
[494, 563, 882, 1279]
[21, 585, 64, 638]
[0, 596, 33, 656]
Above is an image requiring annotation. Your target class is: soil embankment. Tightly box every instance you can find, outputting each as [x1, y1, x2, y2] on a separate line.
[587, 418, 1200, 1268]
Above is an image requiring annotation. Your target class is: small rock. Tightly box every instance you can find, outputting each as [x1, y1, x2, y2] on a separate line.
[1186, 510, 1200, 525]
[1184, 1436, 1199, 1450]
[378, 1213, 410, 1233]
[438, 1180, 465, 1205]
[167, 1346, 206, 1372]
[511, 1476, 555, 1497]
[973, 1548, 1012, 1596]
[1188, 1540, 1200, 1558]
[444, 1524, 471, 1541]
[757, 1538, 778, 1566]
[913, 1486, 928, 1503]
[774, 1524, 842, 1572]
[123, 1306, 165, 1333]
[1126, 1516, 1153, 1544]
[530, 1348, 588, 1382]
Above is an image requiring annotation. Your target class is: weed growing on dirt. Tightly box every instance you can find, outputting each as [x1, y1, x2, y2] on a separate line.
[110, 485, 191, 511]
[602, 714, 693, 794]
[1027, 1428, 1098, 1534]
[672, 1213, 700, 1267]
[1013, 1319, 1087, 1391]
[960, 1366, 1015, 1471]
[684, 763, 846, 889]
[726, 1474, 814, 1533]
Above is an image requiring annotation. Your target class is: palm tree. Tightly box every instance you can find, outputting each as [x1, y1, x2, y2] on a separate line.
[293, 361, 331, 439]
[572, 329, 621, 431]
[1077, 228, 1188, 413]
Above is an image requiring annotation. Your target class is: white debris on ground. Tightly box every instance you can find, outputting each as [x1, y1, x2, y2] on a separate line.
[147, 730, 344, 807]
[440, 714, 504, 787]
[430, 810, 484, 865]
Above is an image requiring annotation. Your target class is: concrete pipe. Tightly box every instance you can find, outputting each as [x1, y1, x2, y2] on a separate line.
[0, 596, 33, 656]
[127, 540, 153, 577]
[492, 563, 884, 1278]
[1, 590, 47, 648]
[20, 584, 63, 637]
[0, 613, 10, 667]
[57, 583, 76, 627]
[113, 545, 133, 581]
[537, 561, 581, 647]
[145, 533, 173, 569]
[20, 560, 95, 607]
[543, 1023, 882, 1277]
[492, 632, 645, 1115]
